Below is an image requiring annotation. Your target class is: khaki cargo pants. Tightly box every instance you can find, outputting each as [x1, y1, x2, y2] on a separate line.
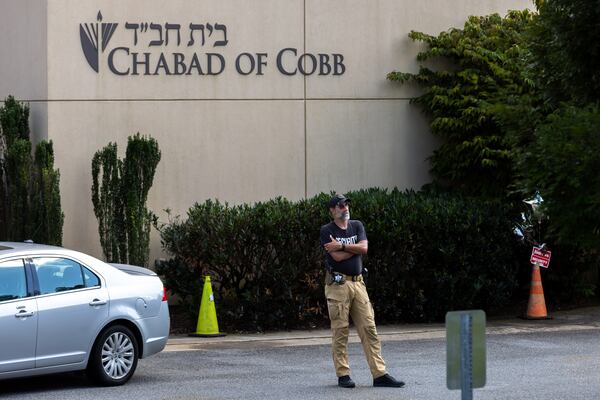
[325, 275, 387, 378]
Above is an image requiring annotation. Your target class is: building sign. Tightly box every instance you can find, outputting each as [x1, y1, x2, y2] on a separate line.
[80, 11, 346, 77]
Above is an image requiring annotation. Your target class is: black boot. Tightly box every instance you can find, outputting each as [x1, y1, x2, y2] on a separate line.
[338, 375, 356, 388]
[373, 373, 405, 387]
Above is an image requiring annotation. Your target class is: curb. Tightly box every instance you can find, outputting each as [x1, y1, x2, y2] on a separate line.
[165, 306, 600, 351]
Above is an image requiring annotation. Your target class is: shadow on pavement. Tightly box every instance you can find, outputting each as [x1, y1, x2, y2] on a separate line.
[0, 372, 91, 394]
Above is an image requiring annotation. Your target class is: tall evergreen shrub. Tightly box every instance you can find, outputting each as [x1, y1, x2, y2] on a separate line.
[123, 134, 161, 267]
[92, 143, 125, 262]
[5, 139, 33, 240]
[0, 96, 30, 239]
[91, 134, 161, 266]
[31, 141, 64, 245]
[0, 96, 63, 244]
[0, 96, 30, 148]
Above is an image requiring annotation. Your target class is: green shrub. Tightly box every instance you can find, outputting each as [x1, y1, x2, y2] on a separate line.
[123, 134, 161, 267]
[0, 96, 63, 244]
[0, 95, 29, 148]
[31, 141, 64, 245]
[158, 189, 521, 331]
[91, 134, 161, 266]
[158, 196, 329, 331]
[91, 143, 125, 262]
[345, 189, 520, 321]
[5, 139, 33, 240]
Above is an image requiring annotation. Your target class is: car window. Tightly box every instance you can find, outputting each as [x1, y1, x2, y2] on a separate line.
[34, 258, 87, 294]
[82, 266, 100, 288]
[0, 259, 27, 302]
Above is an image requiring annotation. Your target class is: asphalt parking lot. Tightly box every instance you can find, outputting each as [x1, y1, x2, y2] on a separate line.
[2, 307, 600, 400]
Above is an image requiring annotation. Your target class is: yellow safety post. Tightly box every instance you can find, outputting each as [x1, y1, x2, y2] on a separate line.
[189, 276, 226, 337]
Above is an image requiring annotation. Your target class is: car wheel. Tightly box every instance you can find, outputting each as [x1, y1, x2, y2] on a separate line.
[88, 325, 139, 386]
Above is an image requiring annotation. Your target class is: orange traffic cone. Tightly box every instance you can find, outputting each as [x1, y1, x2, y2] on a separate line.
[525, 264, 551, 319]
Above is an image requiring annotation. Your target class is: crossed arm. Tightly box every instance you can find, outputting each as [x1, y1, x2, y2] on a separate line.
[324, 235, 368, 262]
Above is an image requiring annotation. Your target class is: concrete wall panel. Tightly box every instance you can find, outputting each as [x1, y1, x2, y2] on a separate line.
[0, 0, 47, 101]
[48, 100, 305, 257]
[306, 100, 437, 196]
[305, 0, 531, 99]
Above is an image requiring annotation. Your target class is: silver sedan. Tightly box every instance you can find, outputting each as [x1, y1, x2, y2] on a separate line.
[0, 242, 170, 386]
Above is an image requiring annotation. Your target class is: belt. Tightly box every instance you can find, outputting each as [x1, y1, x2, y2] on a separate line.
[340, 273, 363, 282]
[325, 271, 364, 283]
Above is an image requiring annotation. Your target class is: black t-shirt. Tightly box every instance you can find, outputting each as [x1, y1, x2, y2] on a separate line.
[320, 220, 367, 276]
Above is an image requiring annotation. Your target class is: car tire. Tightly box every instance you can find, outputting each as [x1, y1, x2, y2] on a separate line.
[88, 325, 139, 386]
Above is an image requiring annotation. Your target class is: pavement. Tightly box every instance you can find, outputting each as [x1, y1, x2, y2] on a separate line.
[164, 305, 600, 351]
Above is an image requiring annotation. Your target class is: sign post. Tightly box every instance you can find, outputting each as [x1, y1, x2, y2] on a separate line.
[446, 310, 486, 399]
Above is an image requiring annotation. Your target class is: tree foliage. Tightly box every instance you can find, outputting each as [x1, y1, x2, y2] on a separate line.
[388, 4, 600, 288]
[91, 134, 161, 266]
[520, 106, 600, 249]
[529, 0, 600, 106]
[388, 11, 536, 198]
[512, 1, 600, 252]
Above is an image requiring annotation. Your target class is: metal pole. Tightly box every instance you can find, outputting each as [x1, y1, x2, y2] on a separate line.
[460, 314, 473, 400]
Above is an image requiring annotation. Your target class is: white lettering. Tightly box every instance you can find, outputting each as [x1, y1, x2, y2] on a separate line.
[336, 235, 357, 245]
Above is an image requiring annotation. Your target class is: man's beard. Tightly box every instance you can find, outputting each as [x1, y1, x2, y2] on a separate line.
[338, 210, 350, 221]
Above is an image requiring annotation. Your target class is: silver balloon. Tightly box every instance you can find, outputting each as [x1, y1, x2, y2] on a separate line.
[523, 192, 543, 208]
[518, 212, 533, 234]
[513, 226, 525, 240]
[523, 192, 545, 221]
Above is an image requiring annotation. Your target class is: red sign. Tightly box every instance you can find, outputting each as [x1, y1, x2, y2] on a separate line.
[530, 246, 551, 268]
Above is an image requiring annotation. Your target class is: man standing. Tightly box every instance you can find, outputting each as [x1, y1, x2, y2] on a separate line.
[320, 194, 405, 389]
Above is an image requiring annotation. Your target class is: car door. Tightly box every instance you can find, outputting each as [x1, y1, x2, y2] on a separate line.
[32, 257, 109, 368]
[0, 258, 37, 372]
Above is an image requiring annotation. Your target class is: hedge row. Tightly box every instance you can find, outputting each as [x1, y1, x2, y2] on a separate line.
[157, 188, 525, 331]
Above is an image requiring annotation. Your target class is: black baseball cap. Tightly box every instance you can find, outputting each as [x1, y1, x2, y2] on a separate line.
[328, 194, 351, 208]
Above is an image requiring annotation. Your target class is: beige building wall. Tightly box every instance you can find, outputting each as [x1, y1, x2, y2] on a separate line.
[0, 0, 48, 141]
[0, 0, 530, 261]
